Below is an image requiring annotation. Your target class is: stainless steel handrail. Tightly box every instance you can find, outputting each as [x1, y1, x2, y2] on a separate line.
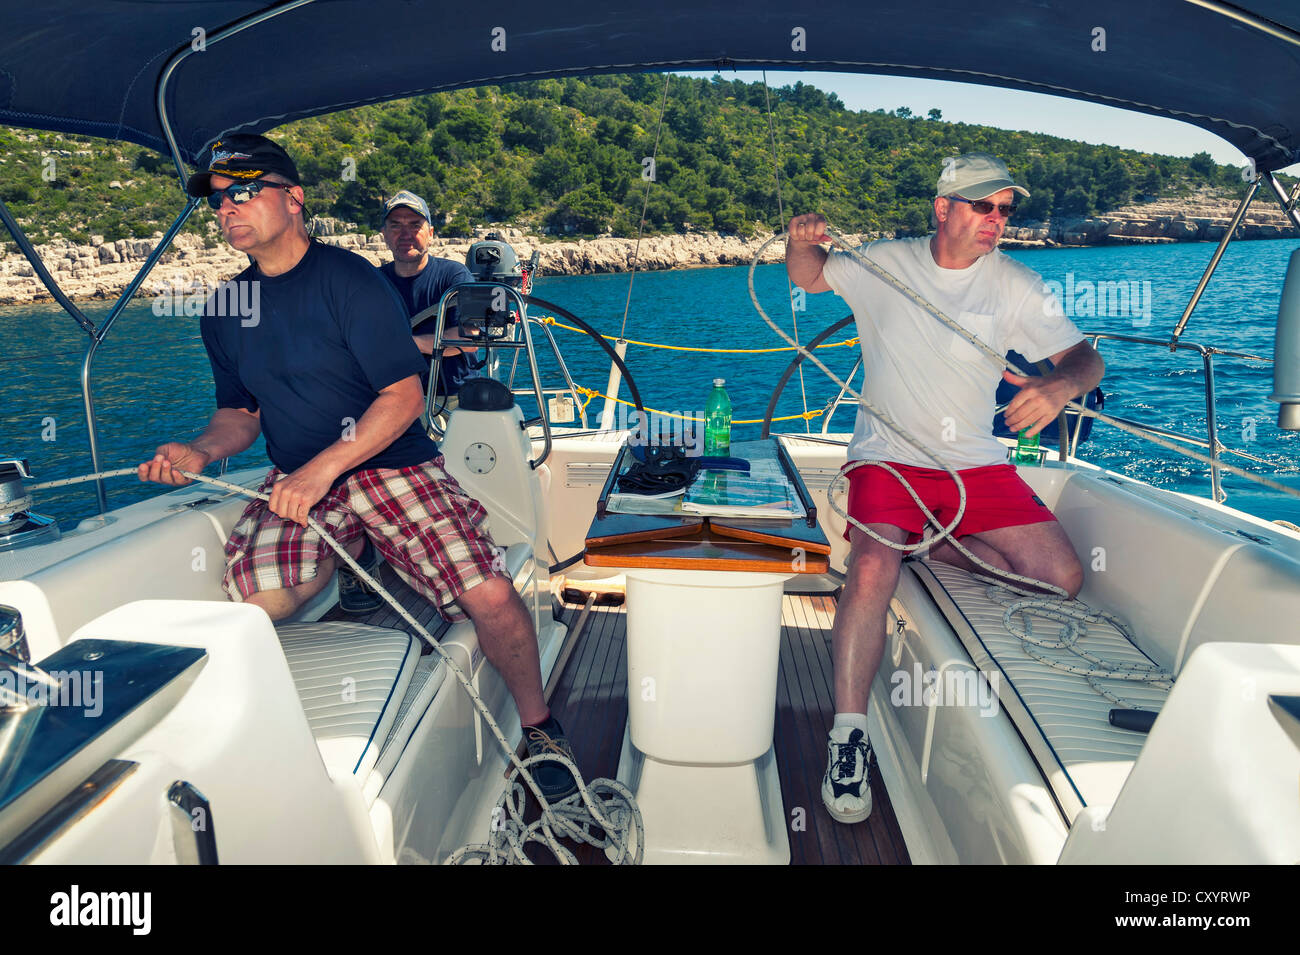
[810, 327, 1274, 502]
[526, 317, 590, 430]
[0, 192, 199, 513]
[820, 355, 862, 434]
[1079, 332, 1274, 502]
[1092, 410, 1272, 464]
[425, 283, 554, 469]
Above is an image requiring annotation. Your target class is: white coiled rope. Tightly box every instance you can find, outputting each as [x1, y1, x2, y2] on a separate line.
[974, 575, 1172, 709]
[32, 465, 643, 864]
[746, 228, 1194, 701]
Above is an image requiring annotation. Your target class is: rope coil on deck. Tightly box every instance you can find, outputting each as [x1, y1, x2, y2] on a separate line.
[974, 576, 1174, 709]
[41, 465, 644, 865]
[447, 768, 641, 865]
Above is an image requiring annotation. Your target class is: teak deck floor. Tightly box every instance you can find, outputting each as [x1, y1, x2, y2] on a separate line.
[543, 590, 911, 865]
[321, 571, 910, 864]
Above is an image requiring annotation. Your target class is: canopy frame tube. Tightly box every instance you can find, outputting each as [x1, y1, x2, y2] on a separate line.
[0, 189, 199, 514]
[0, 4, 311, 513]
[79, 201, 200, 513]
[1168, 180, 1259, 348]
[1262, 173, 1300, 231]
[154, 0, 318, 188]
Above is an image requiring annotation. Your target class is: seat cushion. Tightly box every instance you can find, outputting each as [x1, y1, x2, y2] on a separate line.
[911, 560, 1171, 817]
[277, 621, 420, 781]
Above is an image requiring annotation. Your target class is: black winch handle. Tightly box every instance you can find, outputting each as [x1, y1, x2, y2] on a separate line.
[1108, 708, 1157, 733]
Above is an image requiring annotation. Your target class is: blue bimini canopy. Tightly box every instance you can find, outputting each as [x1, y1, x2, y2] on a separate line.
[2, 0, 1300, 171]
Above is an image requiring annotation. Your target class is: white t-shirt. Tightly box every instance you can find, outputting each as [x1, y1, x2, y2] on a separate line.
[822, 236, 1083, 469]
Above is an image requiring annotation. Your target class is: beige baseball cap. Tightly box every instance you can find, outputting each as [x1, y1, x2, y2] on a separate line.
[935, 152, 1030, 200]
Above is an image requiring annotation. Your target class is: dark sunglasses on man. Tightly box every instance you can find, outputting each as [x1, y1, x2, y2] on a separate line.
[206, 178, 298, 210]
[946, 195, 1018, 218]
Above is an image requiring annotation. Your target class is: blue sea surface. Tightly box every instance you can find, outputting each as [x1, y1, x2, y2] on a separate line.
[2, 238, 1298, 529]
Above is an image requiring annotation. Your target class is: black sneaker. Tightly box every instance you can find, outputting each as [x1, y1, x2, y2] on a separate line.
[338, 536, 383, 614]
[822, 726, 873, 823]
[521, 717, 579, 802]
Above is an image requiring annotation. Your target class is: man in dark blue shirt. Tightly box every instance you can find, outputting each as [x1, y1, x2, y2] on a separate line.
[377, 190, 480, 418]
[137, 134, 578, 800]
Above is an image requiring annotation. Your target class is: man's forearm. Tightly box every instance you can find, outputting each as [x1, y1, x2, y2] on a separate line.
[1047, 345, 1105, 400]
[190, 408, 261, 461]
[307, 387, 423, 478]
[786, 239, 829, 290]
[413, 332, 479, 357]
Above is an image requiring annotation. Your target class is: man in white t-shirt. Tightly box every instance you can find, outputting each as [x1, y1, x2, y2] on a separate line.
[785, 152, 1105, 825]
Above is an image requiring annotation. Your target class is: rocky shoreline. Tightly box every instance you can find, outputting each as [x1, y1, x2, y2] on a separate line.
[1, 193, 1294, 306]
[998, 193, 1295, 250]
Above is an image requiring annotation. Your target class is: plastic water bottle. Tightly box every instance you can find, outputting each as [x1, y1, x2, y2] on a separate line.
[705, 378, 732, 456]
[1013, 428, 1041, 465]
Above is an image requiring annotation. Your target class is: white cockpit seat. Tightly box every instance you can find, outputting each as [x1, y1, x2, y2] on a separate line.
[274, 542, 537, 800]
[908, 559, 1170, 819]
[276, 621, 421, 781]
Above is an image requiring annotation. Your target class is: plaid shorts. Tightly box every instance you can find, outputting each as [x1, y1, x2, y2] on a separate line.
[222, 456, 507, 622]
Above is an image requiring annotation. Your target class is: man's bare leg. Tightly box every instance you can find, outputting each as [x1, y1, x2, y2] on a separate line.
[833, 523, 908, 716]
[823, 522, 908, 823]
[455, 576, 548, 727]
[244, 536, 366, 622]
[926, 520, 1082, 597]
[925, 534, 1012, 576]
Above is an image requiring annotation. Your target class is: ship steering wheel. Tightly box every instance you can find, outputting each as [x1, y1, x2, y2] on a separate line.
[406, 294, 647, 437]
[760, 314, 857, 439]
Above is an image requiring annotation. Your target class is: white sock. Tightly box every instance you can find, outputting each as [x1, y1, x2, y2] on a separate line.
[833, 712, 868, 735]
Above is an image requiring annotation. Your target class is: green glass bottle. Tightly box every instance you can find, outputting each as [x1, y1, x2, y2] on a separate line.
[704, 378, 732, 456]
[1013, 428, 1041, 465]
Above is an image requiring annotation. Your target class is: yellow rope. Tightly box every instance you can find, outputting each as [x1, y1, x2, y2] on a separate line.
[573, 386, 823, 424]
[534, 315, 858, 354]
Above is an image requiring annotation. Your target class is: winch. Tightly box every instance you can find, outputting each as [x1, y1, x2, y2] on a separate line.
[0, 459, 60, 552]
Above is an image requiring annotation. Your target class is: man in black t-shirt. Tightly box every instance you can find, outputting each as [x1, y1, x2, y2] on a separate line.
[377, 190, 481, 418]
[137, 134, 579, 800]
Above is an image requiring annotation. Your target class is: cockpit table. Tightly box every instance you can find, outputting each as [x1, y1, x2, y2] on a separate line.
[584, 438, 830, 864]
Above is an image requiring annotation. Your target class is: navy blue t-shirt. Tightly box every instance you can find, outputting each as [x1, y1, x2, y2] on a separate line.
[379, 258, 481, 396]
[200, 241, 438, 480]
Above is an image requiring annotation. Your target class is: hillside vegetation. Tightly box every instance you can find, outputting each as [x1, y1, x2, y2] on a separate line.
[0, 74, 1264, 248]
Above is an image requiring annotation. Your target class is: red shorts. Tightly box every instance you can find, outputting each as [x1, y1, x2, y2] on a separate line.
[223, 457, 507, 621]
[843, 461, 1057, 545]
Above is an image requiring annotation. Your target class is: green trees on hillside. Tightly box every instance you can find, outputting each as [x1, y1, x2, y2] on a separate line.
[0, 74, 1267, 246]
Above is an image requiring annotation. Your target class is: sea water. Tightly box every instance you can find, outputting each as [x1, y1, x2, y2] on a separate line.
[1, 238, 1297, 528]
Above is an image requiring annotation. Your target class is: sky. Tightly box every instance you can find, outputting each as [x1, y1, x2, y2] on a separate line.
[681, 70, 1296, 176]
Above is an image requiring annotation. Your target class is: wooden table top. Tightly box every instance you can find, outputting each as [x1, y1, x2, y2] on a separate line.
[584, 438, 831, 574]
[584, 520, 830, 574]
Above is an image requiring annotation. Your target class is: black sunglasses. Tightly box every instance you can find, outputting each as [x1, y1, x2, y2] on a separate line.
[206, 179, 298, 210]
[947, 195, 1017, 218]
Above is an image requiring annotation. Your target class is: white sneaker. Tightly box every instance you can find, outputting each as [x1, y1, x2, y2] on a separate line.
[822, 726, 873, 823]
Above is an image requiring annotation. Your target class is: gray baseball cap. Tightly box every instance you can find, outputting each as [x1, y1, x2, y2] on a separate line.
[936, 153, 1030, 200]
[382, 190, 431, 224]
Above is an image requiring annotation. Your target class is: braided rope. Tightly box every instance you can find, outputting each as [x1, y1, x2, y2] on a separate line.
[747, 232, 1071, 597]
[38, 465, 643, 865]
[972, 575, 1173, 710]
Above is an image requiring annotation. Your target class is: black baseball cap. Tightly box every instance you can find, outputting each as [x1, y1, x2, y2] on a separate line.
[186, 134, 301, 197]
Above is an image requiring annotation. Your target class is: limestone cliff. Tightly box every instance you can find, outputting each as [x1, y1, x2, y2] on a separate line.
[0, 189, 1293, 306]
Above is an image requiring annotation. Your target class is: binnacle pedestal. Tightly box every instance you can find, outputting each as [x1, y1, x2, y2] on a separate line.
[615, 567, 793, 864]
